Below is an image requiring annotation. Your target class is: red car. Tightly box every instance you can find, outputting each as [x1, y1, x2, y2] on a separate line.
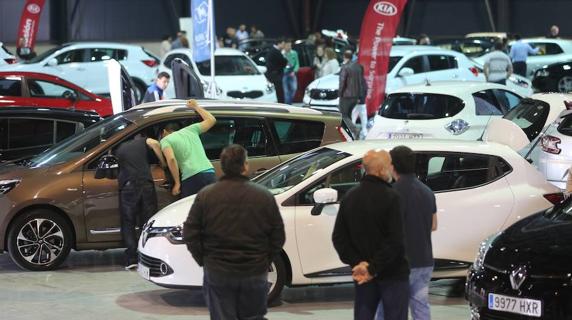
[0, 71, 112, 116]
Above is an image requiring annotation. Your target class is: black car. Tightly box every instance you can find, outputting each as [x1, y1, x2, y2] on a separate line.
[466, 195, 572, 319]
[532, 60, 572, 93]
[0, 107, 102, 161]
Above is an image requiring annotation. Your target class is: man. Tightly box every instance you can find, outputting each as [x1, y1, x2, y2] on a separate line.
[161, 99, 217, 197]
[417, 34, 431, 45]
[171, 30, 187, 49]
[376, 146, 437, 320]
[183, 144, 285, 320]
[333, 149, 410, 320]
[510, 34, 539, 77]
[236, 24, 249, 50]
[115, 132, 166, 269]
[250, 25, 265, 39]
[548, 25, 560, 38]
[483, 41, 513, 85]
[265, 39, 288, 103]
[223, 27, 238, 49]
[282, 39, 300, 105]
[339, 50, 365, 139]
[143, 72, 170, 103]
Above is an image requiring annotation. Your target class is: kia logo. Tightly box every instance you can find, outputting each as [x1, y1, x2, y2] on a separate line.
[373, 1, 397, 16]
[27, 3, 41, 14]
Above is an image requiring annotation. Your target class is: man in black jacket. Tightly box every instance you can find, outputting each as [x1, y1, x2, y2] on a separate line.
[265, 39, 288, 103]
[333, 149, 409, 320]
[339, 50, 366, 139]
[183, 144, 285, 320]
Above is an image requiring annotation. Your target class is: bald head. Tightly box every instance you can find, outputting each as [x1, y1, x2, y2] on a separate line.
[363, 149, 393, 182]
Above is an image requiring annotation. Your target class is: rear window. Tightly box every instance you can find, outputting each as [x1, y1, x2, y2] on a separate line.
[504, 99, 550, 141]
[270, 119, 324, 154]
[380, 93, 465, 120]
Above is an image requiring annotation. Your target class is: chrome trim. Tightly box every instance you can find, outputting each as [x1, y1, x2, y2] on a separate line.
[89, 228, 121, 235]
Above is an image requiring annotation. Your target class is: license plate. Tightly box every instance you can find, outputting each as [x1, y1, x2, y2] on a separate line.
[138, 264, 150, 280]
[387, 132, 423, 139]
[488, 293, 542, 318]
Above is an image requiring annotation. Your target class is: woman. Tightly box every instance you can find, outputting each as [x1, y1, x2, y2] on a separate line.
[313, 45, 325, 78]
[321, 47, 340, 77]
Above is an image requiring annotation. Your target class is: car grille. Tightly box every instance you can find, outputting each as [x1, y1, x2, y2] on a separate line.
[309, 89, 338, 100]
[138, 252, 174, 277]
[227, 90, 264, 99]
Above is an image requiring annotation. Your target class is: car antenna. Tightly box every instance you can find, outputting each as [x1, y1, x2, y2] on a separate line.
[425, 78, 431, 86]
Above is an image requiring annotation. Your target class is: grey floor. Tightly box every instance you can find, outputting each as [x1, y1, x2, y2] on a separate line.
[0, 250, 470, 319]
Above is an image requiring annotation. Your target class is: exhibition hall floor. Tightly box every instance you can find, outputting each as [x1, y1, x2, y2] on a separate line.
[0, 250, 469, 319]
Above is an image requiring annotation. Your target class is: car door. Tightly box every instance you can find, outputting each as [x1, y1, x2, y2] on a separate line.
[45, 48, 88, 87]
[418, 152, 514, 263]
[394, 55, 429, 89]
[161, 52, 193, 99]
[25, 77, 78, 109]
[0, 75, 30, 106]
[267, 118, 326, 163]
[426, 54, 460, 82]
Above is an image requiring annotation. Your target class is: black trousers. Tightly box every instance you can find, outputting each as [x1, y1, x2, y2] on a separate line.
[181, 171, 216, 198]
[339, 97, 360, 139]
[512, 61, 527, 77]
[119, 181, 157, 263]
[354, 278, 409, 320]
[268, 73, 285, 103]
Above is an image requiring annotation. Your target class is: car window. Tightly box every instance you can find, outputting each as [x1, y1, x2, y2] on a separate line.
[196, 56, 260, 76]
[270, 119, 324, 155]
[0, 119, 7, 149]
[8, 118, 54, 149]
[88, 48, 127, 62]
[401, 56, 425, 74]
[505, 99, 550, 141]
[473, 90, 503, 115]
[428, 55, 457, 71]
[530, 42, 564, 55]
[298, 161, 363, 205]
[493, 89, 521, 113]
[163, 53, 192, 69]
[0, 77, 22, 96]
[55, 49, 85, 64]
[27, 79, 75, 98]
[380, 93, 465, 119]
[56, 121, 77, 143]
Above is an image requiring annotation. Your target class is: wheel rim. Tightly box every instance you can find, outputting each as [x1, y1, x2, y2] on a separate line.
[134, 83, 144, 102]
[16, 218, 64, 266]
[267, 261, 278, 294]
[557, 76, 572, 92]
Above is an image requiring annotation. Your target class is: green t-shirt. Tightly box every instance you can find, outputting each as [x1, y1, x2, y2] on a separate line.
[160, 123, 214, 181]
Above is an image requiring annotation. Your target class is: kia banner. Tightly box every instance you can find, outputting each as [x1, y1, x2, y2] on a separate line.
[358, 0, 408, 115]
[16, 0, 46, 53]
[191, 0, 213, 63]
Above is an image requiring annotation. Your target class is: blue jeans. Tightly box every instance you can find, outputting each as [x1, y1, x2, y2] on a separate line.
[181, 171, 216, 198]
[282, 72, 297, 105]
[355, 278, 409, 320]
[376, 266, 433, 320]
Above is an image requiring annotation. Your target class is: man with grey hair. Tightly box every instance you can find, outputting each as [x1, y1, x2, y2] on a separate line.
[333, 149, 410, 320]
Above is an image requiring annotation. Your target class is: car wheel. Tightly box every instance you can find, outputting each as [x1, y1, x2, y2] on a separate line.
[267, 255, 287, 304]
[557, 76, 572, 93]
[132, 78, 147, 103]
[7, 209, 73, 271]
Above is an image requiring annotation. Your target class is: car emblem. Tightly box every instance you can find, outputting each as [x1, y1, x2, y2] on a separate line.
[319, 92, 327, 99]
[510, 265, 528, 290]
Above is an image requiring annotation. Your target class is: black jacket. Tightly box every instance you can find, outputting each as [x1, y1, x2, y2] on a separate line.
[183, 175, 286, 276]
[332, 175, 409, 281]
[265, 46, 288, 81]
[339, 61, 366, 99]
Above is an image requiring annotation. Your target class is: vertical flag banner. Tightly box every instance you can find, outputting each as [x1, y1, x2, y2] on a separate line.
[16, 0, 46, 51]
[358, 0, 408, 115]
[191, 0, 212, 63]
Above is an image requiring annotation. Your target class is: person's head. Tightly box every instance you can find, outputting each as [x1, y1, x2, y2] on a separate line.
[325, 47, 336, 60]
[284, 39, 293, 51]
[251, 25, 258, 33]
[389, 146, 416, 180]
[551, 25, 560, 37]
[343, 50, 353, 63]
[226, 27, 236, 37]
[177, 30, 186, 38]
[161, 122, 181, 139]
[239, 24, 246, 32]
[363, 149, 393, 182]
[156, 72, 170, 90]
[275, 38, 286, 50]
[316, 45, 325, 57]
[418, 34, 430, 45]
[220, 144, 249, 177]
[514, 34, 521, 41]
[494, 40, 504, 51]
[162, 35, 171, 42]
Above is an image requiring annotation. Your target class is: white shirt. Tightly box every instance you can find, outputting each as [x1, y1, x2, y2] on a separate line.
[483, 50, 512, 82]
[321, 59, 341, 77]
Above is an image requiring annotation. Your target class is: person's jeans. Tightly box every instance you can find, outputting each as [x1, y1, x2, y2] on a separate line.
[203, 268, 268, 320]
[339, 97, 360, 139]
[351, 103, 368, 140]
[355, 278, 409, 320]
[512, 61, 527, 77]
[282, 72, 298, 105]
[490, 79, 506, 85]
[375, 266, 433, 320]
[181, 171, 216, 198]
[119, 180, 157, 264]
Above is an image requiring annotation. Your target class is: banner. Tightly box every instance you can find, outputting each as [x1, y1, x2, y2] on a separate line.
[16, 0, 46, 52]
[191, 0, 213, 63]
[358, 0, 408, 115]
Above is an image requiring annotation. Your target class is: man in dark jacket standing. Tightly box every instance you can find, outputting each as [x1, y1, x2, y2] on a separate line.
[265, 39, 288, 103]
[339, 50, 366, 138]
[333, 149, 409, 320]
[183, 144, 286, 320]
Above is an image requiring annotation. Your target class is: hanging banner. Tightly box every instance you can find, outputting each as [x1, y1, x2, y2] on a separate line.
[358, 0, 408, 115]
[191, 0, 213, 63]
[16, 0, 46, 52]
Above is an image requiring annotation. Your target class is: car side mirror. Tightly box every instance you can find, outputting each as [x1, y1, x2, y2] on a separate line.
[398, 67, 414, 77]
[62, 90, 77, 101]
[311, 188, 338, 216]
[47, 58, 58, 67]
[94, 155, 119, 179]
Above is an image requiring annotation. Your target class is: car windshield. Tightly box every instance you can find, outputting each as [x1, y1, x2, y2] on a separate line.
[388, 56, 402, 72]
[22, 46, 65, 64]
[504, 99, 549, 141]
[380, 93, 465, 120]
[196, 55, 260, 76]
[253, 147, 351, 195]
[28, 115, 133, 167]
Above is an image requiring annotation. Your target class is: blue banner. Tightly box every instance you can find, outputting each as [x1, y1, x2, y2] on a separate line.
[191, 0, 212, 63]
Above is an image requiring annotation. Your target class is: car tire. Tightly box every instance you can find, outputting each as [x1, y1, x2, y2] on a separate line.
[7, 209, 73, 271]
[132, 78, 147, 103]
[557, 76, 572, 93]
[267, 255, 287, 305]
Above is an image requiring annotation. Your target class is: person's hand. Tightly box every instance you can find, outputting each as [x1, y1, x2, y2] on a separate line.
[172, 182, 181, 196]
[352, 261, 373, 285]
[186, 99, 198, 109]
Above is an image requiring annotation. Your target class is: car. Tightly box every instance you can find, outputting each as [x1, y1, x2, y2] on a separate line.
[137, 137, 560, 303]
[0, 71, 113, 116]
[532, 59, 572, 92]
[0, 42, 159, 101]
[0, 107, 101, 161]
[433, 38, 494, 58]
[465, 32, 508, 44]
[0, 42, 17, 65]
[0, 99, 343, 271]
[158, 48, 276, 102]
[365, 82, 524, 141]
[465, 196, 572, 319]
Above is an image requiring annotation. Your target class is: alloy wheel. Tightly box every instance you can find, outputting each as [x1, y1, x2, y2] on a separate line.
[16, 218, 65, 266]
[557, 76, 572, 92]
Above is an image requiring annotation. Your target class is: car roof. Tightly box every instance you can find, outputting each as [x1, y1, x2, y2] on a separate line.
[60, 42, 140, 49]
[520, 38, 572, 44]
[0, 106, 102, 120]
[390, 81, 514, 96]
[390, 45, 446, 56]
[166, 48, 246, 57]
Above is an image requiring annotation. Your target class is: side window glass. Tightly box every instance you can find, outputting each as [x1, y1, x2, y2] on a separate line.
[0, 119, 7, 150]
[532, 43, 563, 55]
[270, 119, 324, 155]
[116, 50, 128, 60]
[298, 178, 327, 205]
[200, 118, 236, 159]
[493, 90, 521, 113]
[28, 80, 75, 98]
[329, 161, 364, 199]
[473, 90, 502, 115]
[89, 48, 115, 62]
[55, 49, 84, 64]
[232, 118, 272, 157]
[428, 55, 452, 71]
[0, 77, 22, 96]
[56, 121, 77, 143]
[449, 56, 459, 68]
[423, 154, 491, 192]
[402, 56, 424, 74]
[9, 119, 54, 149]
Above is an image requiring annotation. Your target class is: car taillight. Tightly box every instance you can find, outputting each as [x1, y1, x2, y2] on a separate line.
[141, 59, 158, 67]
[4, 58, 17, 64]
[469, 67, 479, 77]
[565, 101, 572, 110]
[543, 192, 565, 205]
[540, 135, 561, 154]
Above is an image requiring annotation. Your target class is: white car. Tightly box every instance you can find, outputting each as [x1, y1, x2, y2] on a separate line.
[304, 46, 531, 112]
[0, 42, 16, 65]
[366, 82, 524, 141]
[137, 138, 560, 302]
[0, 42, 159, 100]
[158, 48, 276, 102]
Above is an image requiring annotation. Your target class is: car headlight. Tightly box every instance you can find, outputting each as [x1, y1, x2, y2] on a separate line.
[145, 225, 184, 245]
[536, 69, 550, 77]
[445, 119, 470, 135]
[304, 87, 311, 97]
[266, 82, 275, 94]
[473, 233, 500, 271]
[0, 179, 20, 195]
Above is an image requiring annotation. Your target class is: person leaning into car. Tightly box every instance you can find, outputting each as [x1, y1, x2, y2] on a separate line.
[160, 99, 217, 197]
[183, 144, 286, 320]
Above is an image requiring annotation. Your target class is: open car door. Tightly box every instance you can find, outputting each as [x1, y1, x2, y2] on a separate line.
[171, 58, 205, 99]
[107, 59, 136, 114]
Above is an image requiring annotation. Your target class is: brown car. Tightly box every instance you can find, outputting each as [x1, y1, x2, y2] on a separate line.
[0, 99, 343, 271]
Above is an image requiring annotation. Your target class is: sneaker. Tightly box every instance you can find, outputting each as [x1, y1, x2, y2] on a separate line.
[125, 263, 138, 270]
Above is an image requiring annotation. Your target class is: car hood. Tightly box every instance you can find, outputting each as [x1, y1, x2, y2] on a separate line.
[486, 211, 572, 275]
[307, 74, 338, 90]
[149, 195, 196, 227]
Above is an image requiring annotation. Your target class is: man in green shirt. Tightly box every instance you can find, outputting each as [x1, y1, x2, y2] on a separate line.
[160, 99, 217, 197]
[282, 39, 299, 105]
